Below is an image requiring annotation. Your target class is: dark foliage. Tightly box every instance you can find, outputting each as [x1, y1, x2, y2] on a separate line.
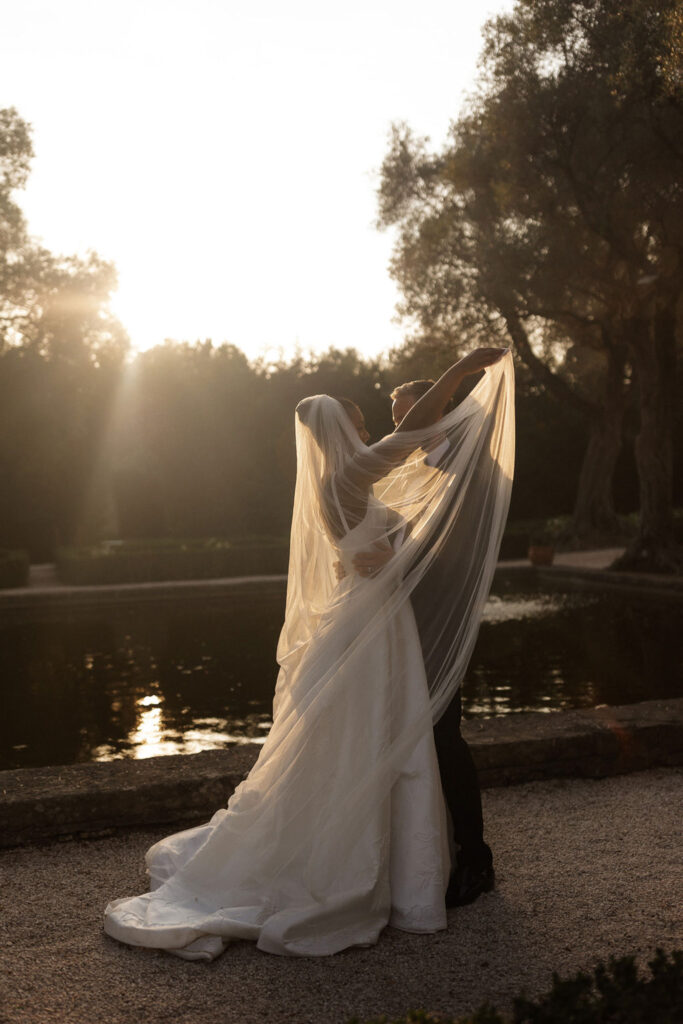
[0, 548, 29, 588]
[1, 98, 680, 563]
[349, 949, 683, 1024]
[56, 537, 290, 585]
[5, 337, 673, 562]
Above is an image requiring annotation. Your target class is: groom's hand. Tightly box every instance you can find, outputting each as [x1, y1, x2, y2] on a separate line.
[459, 347, 508, 376]
[352, 542, 394, 578]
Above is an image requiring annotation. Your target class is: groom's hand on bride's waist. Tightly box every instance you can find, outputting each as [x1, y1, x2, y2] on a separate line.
[353, 543, 394, 578]
[334, 543, 394, 581]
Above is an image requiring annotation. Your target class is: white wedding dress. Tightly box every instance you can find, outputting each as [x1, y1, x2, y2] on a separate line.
[103, 498, 451, 960]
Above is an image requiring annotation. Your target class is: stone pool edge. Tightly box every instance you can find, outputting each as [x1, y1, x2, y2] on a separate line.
[2, 560, 683, 618]
[1, 698, 681, 850]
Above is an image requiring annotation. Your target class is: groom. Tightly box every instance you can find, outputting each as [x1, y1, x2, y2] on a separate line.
[353, 378, 494, 908]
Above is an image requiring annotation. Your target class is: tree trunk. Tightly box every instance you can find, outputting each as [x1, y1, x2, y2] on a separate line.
[571, 341, 626, 543]
[613, 308, 682, 573]
[500, 303, 625, 544]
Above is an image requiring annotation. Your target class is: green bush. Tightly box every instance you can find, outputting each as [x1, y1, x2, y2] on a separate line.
[497, 510, 679, 560]
[0, 548, 30, 588]
[56, 536, 289, 585]
[349, 949, 683, 1024]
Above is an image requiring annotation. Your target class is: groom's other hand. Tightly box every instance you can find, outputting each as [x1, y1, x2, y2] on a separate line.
[334, 543, 394, 581]
[352, 542, 394, 578]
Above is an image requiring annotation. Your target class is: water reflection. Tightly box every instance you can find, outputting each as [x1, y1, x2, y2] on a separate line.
[92, 709, 271, 762]
[1, 585, 681, 770]
[481, 592, 585, 624]
[128, 704, 166, 756]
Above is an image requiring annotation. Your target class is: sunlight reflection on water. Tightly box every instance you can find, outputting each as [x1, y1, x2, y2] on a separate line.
[481, 592, 592, 624]
[92, 592, 588, 760]
[92, 703, 270, 762]
[4, 584, 681, 770]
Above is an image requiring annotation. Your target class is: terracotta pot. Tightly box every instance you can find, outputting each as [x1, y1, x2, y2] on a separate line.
[528, 544, 555, 566]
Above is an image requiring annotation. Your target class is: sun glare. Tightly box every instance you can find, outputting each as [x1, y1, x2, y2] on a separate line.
[4, 0, 516, 361]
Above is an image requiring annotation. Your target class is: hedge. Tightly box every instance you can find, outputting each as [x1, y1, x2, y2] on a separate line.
[56, 537, 290, 585]
[52, 507, 683, 584]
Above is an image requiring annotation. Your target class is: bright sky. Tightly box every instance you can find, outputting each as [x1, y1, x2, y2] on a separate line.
[2, 0, 514, 361]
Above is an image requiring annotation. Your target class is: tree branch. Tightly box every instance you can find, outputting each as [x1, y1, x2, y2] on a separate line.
[499, 303, 595, 415]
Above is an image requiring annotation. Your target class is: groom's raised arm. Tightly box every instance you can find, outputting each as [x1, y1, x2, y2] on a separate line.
[395, 347, 507, 433]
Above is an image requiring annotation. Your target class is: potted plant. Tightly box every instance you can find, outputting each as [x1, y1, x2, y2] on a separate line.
[527, 530, 555, 566]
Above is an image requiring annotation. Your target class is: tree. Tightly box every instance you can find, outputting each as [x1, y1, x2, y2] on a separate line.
[0, 107, 34, 349]
[0, 108, 129, 555]
[378, 0, 683, 568]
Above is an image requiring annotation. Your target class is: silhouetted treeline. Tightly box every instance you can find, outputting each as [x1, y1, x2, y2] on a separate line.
[3, 337, 679, 561]
[1, 91, 681, 564]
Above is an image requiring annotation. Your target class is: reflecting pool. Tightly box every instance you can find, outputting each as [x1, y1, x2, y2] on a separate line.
[1, 579, 681, 770]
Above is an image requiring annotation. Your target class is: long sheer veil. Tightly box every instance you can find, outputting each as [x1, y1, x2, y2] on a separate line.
[267, 352, 515, 856]
[277, 352, 514, 716]
[101, 354, 515, 960]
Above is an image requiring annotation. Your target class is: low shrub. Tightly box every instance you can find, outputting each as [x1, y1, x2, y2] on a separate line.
[0, 548, 30, 589]
[56, 536, 290, 585]
[349, 949, 683, 1023]
[498, 510, 674, 560]
[52, 508, 683, 583]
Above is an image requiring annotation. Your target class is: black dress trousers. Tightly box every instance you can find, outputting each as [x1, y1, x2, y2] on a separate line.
[432, 688, 492, 871]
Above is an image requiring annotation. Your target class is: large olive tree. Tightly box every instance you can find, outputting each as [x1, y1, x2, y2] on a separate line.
[379, 0, 683, 569]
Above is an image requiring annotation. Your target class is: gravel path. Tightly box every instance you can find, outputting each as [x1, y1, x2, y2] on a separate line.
[1, 768, 681, 1024]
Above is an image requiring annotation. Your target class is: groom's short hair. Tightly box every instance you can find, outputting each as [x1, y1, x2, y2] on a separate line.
[390, 379, 435, 401]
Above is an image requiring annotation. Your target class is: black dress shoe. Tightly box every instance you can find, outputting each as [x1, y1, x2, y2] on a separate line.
[445, 863, 495, 907]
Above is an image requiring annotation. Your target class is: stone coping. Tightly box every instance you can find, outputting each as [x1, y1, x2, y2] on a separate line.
[1, 562, 681, 618]
[0, 573, 288, 615]
[1, 698, 681, 850]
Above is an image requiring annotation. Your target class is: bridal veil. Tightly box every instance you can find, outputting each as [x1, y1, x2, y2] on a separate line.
[103, 352, 514, 959]
[279, 349, 515, 720]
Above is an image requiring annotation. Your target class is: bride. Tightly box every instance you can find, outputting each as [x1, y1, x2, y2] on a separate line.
[103, 346, 514, 961]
